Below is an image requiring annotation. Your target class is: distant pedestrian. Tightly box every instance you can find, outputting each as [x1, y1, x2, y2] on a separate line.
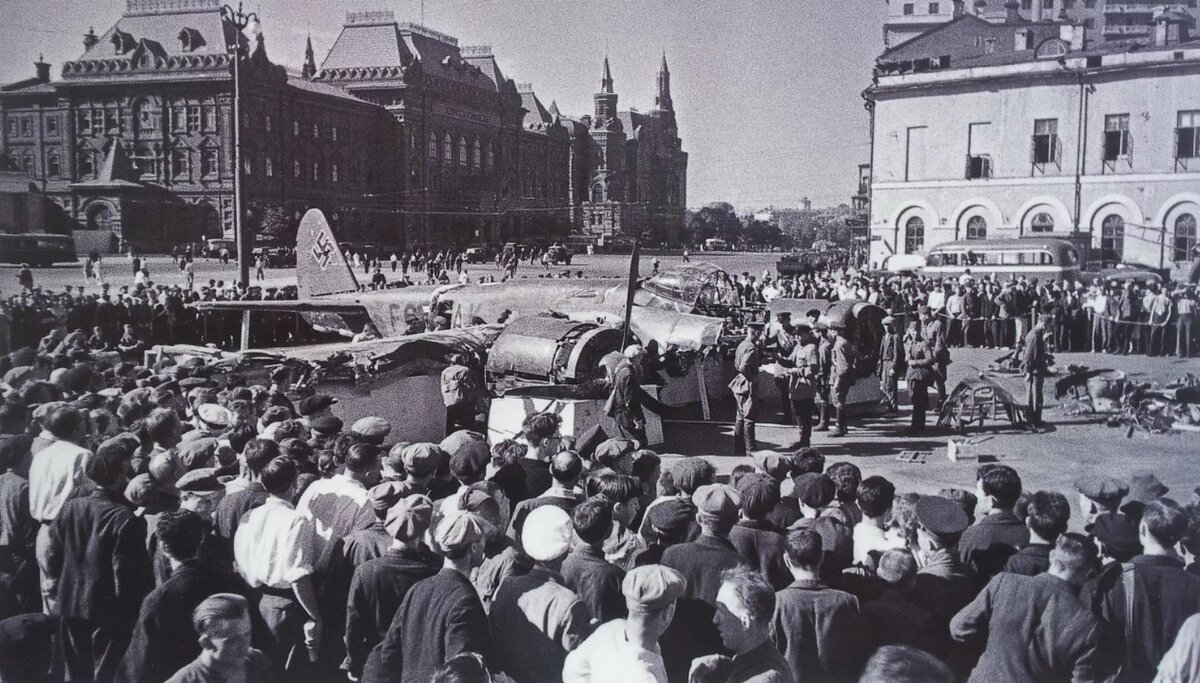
[255, 256, 265, 281]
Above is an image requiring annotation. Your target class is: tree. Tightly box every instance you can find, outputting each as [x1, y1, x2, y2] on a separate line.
[256, 206, 293, 244]
[744, 219, 785, 249]
[687, 202, 742, 245]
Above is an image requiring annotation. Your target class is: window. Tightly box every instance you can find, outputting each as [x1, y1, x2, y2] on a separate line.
[1175, 213, 1197, 262]
[1176, 110, 1200, 160]
[172, 148, 189, 179]
[201, 147, 219, 178]
[1044, 0, 1054, 8]
[428, 133, 438, 160]
[294, 160, 301, 178]
[1101, 214, 1124, 264]
[265, 156, 273, 177]
[902, 3, 914, 14]
[966, 122, 992, 179]
[1103, 114, 1131, 161]
[171, 106, 186, 132]
[45, 116, 58, 138]
[312, 161, 320, 181]
[312, 123, 319, 139]
[966, 216, 987, 240]
[928, 2, 939, 12]
[203, 107, 217, 132]
[187, 106, 201, 133]
[5, 119, 15, 137]
[458, 136, 468, 166]
[332, 164, 339, 182]
[472, 139, 482, 169]
[1085, 0, 1096, 7]
[1021, 0, 1032, 9]
[486, 142, 495, 171]
[21, 154, 32, 174]
[905, 216, 925, 254]
[1032, 118, 1059, 166]
[1030, 212, 1055, 233]
[46, 150, 60, 178]
[1063, 0, 1072, 7]
[243, 153, 252, 176]
[293, 120, 300, 137]
[136, 143, 161, 179]
[264, 115, 272, 132]
[1083, 18, 1095, 29]
[78, 151, 95, 178]
[443, 133, 453, 165]
[332, 126, 338, 142]
[21, 118, 32, 137]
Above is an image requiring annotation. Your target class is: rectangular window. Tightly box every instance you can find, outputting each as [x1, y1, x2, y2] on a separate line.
[1103, 114, 1131, 161]
[332, 164, 339, 182]
[293, 121, 300, 137]
[265, 156, 273, 177]
[1085, 0, 1096, 7]
[904, 126, 928, 182]
[45, 116, 58, 138]
[6, 119, 16, 137]
[1044, 0, 1054, 8]
[928, 2, 939, 12]
[312, 124, 319, 140]
[47, 151, 60, 178]
[966, 121, 993, 179]
[1032, 118, 1059, 165]
[902, 3, 914, 14]
[187, 106, 201, 133]
[312, 162, 319, 181]
[1176, 110, 1200, 159]
[1021, 0, 1032, 9]
[332, 126, 338, 142]
[105, 109, 119, 134]
[294, 160, 301, 178]
[264, 115, 272, 132]
[172, 149, 189, 179]
[201, 148, 219, 178]
[21, 118, 32, 137]
[172, 106, 186, 132]
[203, 106, 217, 132]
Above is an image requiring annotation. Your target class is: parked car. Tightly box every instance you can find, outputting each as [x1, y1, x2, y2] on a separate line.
[252, 245, 296, 268]
[546, 243, 572, 265]
[464, 246, 491, 264]
[203, 238, 236, 258]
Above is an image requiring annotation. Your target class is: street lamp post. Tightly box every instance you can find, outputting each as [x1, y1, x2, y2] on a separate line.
[221, 2, 257, 348]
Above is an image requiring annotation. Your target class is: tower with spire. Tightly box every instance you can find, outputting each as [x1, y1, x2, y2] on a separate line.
[301, 34, 317, 79]
[588, 56, 626, 205]
[654, 53, 673, 112]
[594, 56, 618, 121]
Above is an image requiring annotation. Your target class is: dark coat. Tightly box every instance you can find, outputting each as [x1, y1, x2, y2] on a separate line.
[343, 547, 437, 677]
[958, 510, 1030, 584]
[1004, 544, 1052, 577]
[951, 572, 1109, 683]
[661, 534, 744, 606]
[560, 544, 626, 624]
[726, 640, 795, 683]
[1021, 328, 1050, 375]
[769, 578, 861, 683]
[660, 535, 743, 682]
[46, 489, 152, 629]
[729, 519, 790, 590]
[904, 338, 937, 383]
[362, 568, 492, 683]
[117, 560, 248, 683]
[488, 567, 592, 683]
[212, 483, 268, 542]
[860, 588, 943, 658]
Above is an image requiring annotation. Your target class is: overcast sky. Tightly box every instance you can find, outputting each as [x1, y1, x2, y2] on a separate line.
[0, 0, 886, 212]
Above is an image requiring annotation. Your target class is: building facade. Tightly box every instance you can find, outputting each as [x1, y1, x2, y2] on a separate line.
[0, 1, 687, 251]
[867, 10, 1200, 278]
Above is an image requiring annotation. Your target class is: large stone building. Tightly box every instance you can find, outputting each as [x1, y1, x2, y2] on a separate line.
[866, 7, 1200, 278]
[0, 0, 687, 251]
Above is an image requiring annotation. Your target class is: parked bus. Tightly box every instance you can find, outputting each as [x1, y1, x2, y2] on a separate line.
[0, 233, 78, 266]
[921, 238, 1082, 282]
[703, 238, 730, 251]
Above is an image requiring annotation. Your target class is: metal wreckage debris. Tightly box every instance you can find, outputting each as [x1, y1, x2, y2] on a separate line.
[1054, 366, 1200, 436]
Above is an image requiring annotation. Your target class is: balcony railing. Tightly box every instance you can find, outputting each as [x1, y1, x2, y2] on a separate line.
[1103, 24, 1152, 35]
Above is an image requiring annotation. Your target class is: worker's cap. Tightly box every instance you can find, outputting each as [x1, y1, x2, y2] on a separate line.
[148, 451, 183, 485]
[1074, 475, 1129, 506]
[385, 494, 434, 542]
[257, 405, 291, 431]
[792, 473, 837, 509]
[176, 467, 223, 494]
[521, 505, 574, 562]
[351, 416, 391, 443]
[915, 495, 970, 537]
[439, 430, 485, 457]
[644, 499, 696, 540]
[1127, 471, 1169, 503]
[178, 377, 212, 391]
[176, 438, 219, 471]
[734, 473, 779, 514]
[296, 395, 337, 416]
[691, 484, 741, 521]
[593, 438, 638, 466]
[195, 404, 232, 428]
[449, 441, 491, 482]
[309, 415, 343, 436]
[752, 451, 793, 481]
[402, 443, 446, 478]
[1091, 512, 1142, 558]
[432, 510, 491, 554]
[621, 565, 686, 613]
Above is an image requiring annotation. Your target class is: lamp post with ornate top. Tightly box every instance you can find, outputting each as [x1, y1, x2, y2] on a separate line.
[221, 1, 257, 348]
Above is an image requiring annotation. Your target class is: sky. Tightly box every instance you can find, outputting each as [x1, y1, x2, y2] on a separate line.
[0, 0, 887, 212]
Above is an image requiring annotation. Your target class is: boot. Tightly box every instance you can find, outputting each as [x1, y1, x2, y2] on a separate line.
[830, 407, 848, 437]
[813, 405, 830, 432]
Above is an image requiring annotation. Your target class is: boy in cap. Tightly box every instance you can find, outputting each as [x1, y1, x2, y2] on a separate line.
[562, 565, 685, 683]
[729, 474, 790, 590]
[490, 506, 591, 682]
[351, 416, 391, 446]
[1074, 475, 1128, 529]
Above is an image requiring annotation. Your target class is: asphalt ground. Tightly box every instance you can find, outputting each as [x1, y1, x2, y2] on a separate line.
[8, 254, 1199, 531]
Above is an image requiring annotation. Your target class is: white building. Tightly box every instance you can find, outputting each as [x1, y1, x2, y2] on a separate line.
[866, 10, 1200, 279]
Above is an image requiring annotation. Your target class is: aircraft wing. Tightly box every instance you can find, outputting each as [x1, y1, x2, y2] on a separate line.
[190, 299, 365, 314]
[564, 308, 725, 352]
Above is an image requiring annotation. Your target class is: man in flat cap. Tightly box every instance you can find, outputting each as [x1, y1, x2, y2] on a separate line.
[296, 395, 337, 429]
[363, 510, 493, 683]
[491, 506, 591, 682]
[1074, 475, 1129, 529]
[632, 498, 697, 567]
[351, 416, 392, 446]
[563, 565, 685, 683]
[46, 447, 152, 683]
[344, 494, 437, 679]
[1020, 313, 1052, 432]
[782, 321, 820, 448]
[729, 474, 790, 590]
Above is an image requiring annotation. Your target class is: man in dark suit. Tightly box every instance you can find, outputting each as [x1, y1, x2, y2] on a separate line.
[118, 511, 248, 683]
[1021, 313, 1052, 431]
[561, 497, 626, 625]
[951, 533, 1110, 682]
[959, 465, 1029, 584]
[46, 448, 153, 683]
[729, 474, 789, 590]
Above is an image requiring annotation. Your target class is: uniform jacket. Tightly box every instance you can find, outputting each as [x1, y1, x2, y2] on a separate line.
[829, 337, 854, 380]
[904, 338, 937, 383]
[785, 343, 819, 400]
[735, 338, 762, 379]
[1021, 328, 1050, 376]
[770, 578, 861, 683]
[607, 362, 642, 417]
[878, 332, 903, 379]
[923, 318, 948, 363]
[951, 572, 1109, 683]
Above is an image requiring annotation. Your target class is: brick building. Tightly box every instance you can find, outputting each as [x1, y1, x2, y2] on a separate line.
[0, 1, 687, 251]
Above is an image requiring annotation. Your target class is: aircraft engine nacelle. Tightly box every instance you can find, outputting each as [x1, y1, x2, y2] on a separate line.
[485, 316, 622, 391]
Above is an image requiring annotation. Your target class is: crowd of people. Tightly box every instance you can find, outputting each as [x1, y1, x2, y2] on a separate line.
[0, 311, 1198, 683]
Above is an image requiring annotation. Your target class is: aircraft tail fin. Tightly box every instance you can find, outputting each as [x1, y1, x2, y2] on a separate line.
[296, 209, 360, 297]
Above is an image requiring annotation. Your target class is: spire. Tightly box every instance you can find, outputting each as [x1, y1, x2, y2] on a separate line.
[302, 34, 317, 79]
[655, 52, 673, 112]
[601, 55, 613, 94]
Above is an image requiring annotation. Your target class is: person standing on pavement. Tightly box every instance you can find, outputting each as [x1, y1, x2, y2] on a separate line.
[919, 305, 949, 407]
[878, 316, 903, 415]
[827, 321, 855, 438]
[729, 324, 762, 456]
[441, 353, 480, 436]
[1176, 287, 1195, 358]
[903, 320, 936, 435]
[783, 321, 819, 448]
[813, 323, 833, 433]
[1021, 313, 1051, 432]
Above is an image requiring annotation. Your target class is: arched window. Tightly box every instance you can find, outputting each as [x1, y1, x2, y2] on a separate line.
[428, 132, 438, 161]
[486, 142, 495, 171]
[46, 150, 61, 178]
[442, 133, 453, 165]
[458, 136, 468, 167]
[472, 139, 482, 169]
[1174, 213, 1197, 262]
[1101, 214, 1124, 264]
[966, 215, 987, 240]
[1030, 212, 1055, 233]
[904, 216, 925, 254]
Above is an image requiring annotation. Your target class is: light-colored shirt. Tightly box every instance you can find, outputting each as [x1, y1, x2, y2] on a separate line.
[233, 496, 315, 589]
[1155, 613, 1200, 683]
[852, 521, 906, 566]
[562, 619, 668, 683]
[28, 440, 90, 522]
[295, 473, 369, 568]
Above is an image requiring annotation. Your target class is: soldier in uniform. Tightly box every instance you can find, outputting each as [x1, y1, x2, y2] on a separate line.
[729, 324, 762, 456]
[904, 320, 937, 436]
[783, 320, 820, 448]
[813, 323, 833, 433]
[919, 305, 949, 407]
[878, 315, 903, 414]
[828, 321, 855, 438]
[1021, 313, 1051, 432]
[766, 312, 798, 425]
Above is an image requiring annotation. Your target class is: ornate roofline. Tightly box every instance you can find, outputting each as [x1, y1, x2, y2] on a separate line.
[397, 22, 458, 47]
[314, 64, 411, 83]
[62, 52, 232, 78]
[125, 0, 221, 17]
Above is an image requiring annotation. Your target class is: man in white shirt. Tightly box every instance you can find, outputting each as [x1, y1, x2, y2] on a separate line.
[852, 475, 906, 569]
[28, 405, 91, 613]
[295, 442, 379, 575]
[233, 456, 321, 672]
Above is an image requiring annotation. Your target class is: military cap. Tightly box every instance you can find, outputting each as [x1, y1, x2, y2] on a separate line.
[385, 493, 434, 542]
[1127, 471, 1169, 503]
[792, 318, 813, 331]
[458, 485, 503, 528]
[915, 495, 970, 537]
[432, 510, 490, 554]
[692, 483, 741, 521]
[644, 498, 696, 540]
[440, 429, 485, 457]
[593, 438, 638, 466]
[176, 438, 219, 471]
[296, 395, 337, 417]
[753, 451, 793, 481]
[1074, 475, 1129, 506]
[351, 416, 391, 443]
[195, 404, 232, 428]
[792, 473, 837, 509]
[309, 415, 343, 435]
[402, 443, 446, 478]
[522, 505, 574, 562]
[450, 441, 491, 482]
[622, 565, 686, 612]
[1091, 512, 1141, 558]
[176, 467, 223, 493]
